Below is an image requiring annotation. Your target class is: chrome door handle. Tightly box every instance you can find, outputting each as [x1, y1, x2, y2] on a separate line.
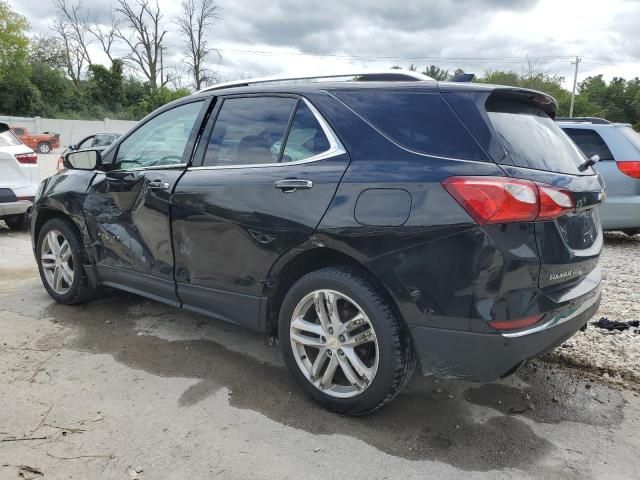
[273, 179, 313, 192]
[149, 180, 170, 190]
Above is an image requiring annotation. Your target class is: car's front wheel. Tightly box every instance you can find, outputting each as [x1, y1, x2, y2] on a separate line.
[279, 267, 415, 415]
[36, 218, 96, 304]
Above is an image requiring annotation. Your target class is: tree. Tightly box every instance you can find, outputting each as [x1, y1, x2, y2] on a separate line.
[422, 65, 449, 81]
[0, 2, 41, 115]
[116, 0, 167, 89]
[87, 17, 121, 64]
[0, 1, 29, 82]
[177, 0, 221, 90]
[52, 0, 93, 86]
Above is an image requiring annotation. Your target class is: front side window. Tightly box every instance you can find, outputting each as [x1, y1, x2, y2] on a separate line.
[115, 101, 204, 170]
[13, 128, 24, 136]
[562, 128, 614, 161]
[93, 134, 116, 148]
[203, 97, 297, 167]
[77, 136, 95, 149]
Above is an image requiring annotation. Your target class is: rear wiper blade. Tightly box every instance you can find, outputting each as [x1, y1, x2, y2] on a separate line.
[578, 154, 600, 172]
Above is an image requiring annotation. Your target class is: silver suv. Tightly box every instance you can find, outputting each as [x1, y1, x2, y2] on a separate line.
[558, 118, 640, 235]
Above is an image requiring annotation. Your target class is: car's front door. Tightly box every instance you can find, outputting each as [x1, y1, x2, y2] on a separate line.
[85, 98, 209, 305]
[171, 95, 350, 329]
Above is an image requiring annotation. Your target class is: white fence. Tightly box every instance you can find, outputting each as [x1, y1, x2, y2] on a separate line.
[0, 115, 138, 149]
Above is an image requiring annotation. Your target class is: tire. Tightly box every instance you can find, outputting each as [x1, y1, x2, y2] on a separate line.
[4, 213, 30, 231]
[37, 142, 51, 154]
[278, 267, 415, 415]
[36, 218, 96, 304]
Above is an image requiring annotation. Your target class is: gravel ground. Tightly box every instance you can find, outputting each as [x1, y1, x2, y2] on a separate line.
[547, 232, 640, 389]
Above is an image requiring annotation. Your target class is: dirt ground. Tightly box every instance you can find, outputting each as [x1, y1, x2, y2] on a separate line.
[1, 153, 639, 479]
[1, 226, 640, 479]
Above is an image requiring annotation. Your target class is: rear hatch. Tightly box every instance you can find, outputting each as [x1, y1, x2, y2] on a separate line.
[484, 90, 603, 290]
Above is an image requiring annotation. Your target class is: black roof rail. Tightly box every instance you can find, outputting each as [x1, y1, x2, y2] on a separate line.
[555, 117, 611, 124]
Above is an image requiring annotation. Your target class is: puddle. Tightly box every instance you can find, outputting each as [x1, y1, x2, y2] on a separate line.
[10, 288, 620, 472]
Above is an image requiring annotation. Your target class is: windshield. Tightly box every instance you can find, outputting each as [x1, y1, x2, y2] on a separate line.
[619, 126, 640, 154]
[486, 99, 591, 175]
[0, 130, 22, 147]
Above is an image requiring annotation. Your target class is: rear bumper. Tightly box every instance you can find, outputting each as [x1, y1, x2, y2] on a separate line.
[0, 200, 33, 216]
[409, 272, 601, 382]
[599, 196, 640, 230]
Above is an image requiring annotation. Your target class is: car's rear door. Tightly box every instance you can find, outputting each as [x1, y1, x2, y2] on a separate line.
[171, 94, 350, 329]
[85, 98, 210, 305]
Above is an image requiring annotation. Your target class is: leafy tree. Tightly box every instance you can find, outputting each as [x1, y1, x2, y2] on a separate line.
[422, 65, 449, 81]
[0, 1, 29, 80]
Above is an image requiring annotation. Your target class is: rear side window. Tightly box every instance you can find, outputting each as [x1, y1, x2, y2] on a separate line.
[562, 128, 614, 161]
[0, 130, 22, 147]
[334, 91, 487, 160]
[281, 102, 331, 162]
[204, 97, 296, 167]
[486, 98, 589, 175]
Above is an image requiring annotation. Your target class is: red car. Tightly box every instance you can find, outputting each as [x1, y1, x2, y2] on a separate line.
[11, 127, 60, 154]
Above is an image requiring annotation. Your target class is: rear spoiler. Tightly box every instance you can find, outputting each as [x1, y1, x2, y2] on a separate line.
[0, 122, 8, 134]
[487, 87, 558, 118]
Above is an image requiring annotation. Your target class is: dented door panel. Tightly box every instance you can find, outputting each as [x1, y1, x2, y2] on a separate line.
[85, 168, 184, 299]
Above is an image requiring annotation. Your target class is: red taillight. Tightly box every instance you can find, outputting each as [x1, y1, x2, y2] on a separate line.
[442, 176, 575, 224]
[15, 152, 38, 164]
[616, 161, 640, 179]
[489, 315, 543, 331]
[537, 185, 574, 220]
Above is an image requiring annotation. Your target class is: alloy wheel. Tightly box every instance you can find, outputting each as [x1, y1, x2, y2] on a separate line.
[40, 230, 74, 295]
[290, 289, 379, 398]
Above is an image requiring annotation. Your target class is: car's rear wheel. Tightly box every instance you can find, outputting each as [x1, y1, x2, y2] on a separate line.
[37, 142, 51, 154]
[36, 218, 96, 304]
[3, 213, 30, 231]
[278, 267, 414, 415]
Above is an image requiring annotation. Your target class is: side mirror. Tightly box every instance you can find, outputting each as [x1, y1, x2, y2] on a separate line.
[64, 149, 101, 170]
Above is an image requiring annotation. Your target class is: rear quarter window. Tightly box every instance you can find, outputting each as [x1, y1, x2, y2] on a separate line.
[333, 91, 488, 160]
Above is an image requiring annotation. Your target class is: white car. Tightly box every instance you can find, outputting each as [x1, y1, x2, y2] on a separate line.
[0, 123, 39, 230]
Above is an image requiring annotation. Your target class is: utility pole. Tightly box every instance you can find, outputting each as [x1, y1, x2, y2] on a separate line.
[569, 56, 581, 118]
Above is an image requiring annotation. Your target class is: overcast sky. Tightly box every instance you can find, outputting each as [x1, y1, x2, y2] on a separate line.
[9, 0, 640, 89]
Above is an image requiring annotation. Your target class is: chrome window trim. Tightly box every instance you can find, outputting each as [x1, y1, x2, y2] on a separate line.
[106, 163, 187, 173]
[188, 98, 346, 171]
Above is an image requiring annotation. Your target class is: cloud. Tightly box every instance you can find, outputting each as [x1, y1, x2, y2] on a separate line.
[7, 0, 640, 86]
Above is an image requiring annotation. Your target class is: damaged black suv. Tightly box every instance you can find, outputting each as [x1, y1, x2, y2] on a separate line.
[32, 71, 604, 415]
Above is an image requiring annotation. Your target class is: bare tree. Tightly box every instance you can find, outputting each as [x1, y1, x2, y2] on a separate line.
[176, 0, 221, 90]
[115, 0, 167, 89]
[51, 0, 93, 85]
[88, 17, 121, 64]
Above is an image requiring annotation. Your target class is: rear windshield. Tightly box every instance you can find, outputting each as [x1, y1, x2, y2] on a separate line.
[619, 126, 640, 154]
[0, 130, 22, 147]
[334, 91, 488, 160]
[486, 98, 590, 175]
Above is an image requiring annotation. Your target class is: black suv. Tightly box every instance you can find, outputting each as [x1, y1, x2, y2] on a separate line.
[32, 72, 604, 415]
